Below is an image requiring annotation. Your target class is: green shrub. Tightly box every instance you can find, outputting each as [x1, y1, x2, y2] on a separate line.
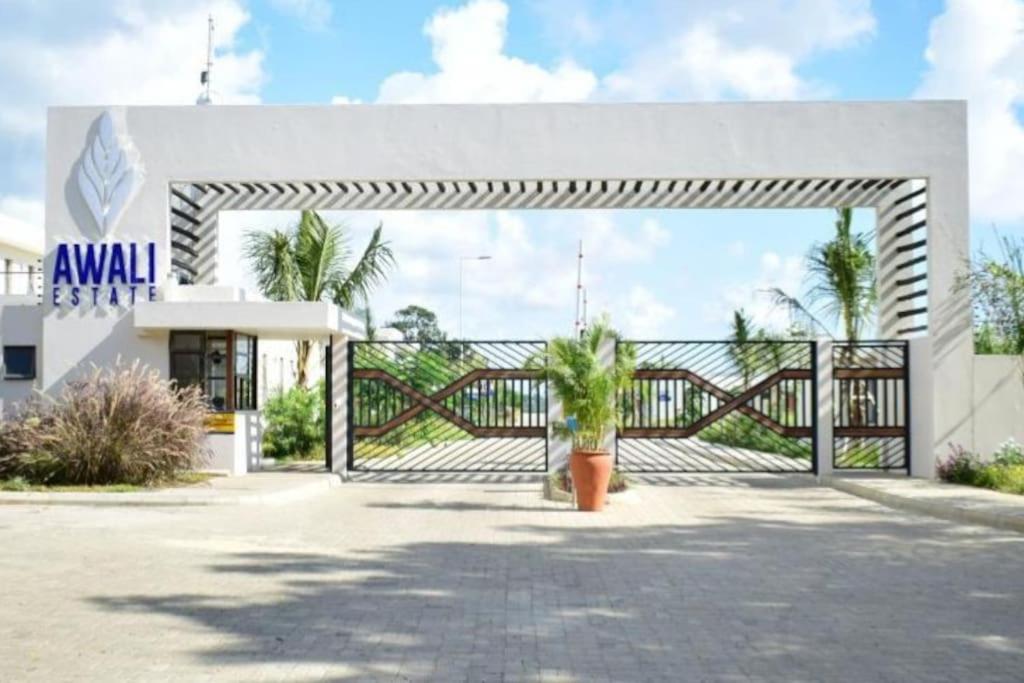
[699, 414, 812, 460]
[0, 361, 209, 486]
[937, 443, 1024, 496]
[936, 444, 982, 485]
[993, 438, 1024, 467]
[262, 382, 325, 460]
[973, 464, 1024, 495]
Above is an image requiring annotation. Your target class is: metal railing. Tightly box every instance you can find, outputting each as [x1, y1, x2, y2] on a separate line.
[0, 269, 43, 299]
[348, 340, 548, 473]
[617, 340, 817, 473]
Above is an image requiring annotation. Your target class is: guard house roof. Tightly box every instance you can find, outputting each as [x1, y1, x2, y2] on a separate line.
[134, 300, 365, 340]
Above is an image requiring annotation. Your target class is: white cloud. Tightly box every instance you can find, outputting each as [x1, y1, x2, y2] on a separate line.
[573, 213, 670, 264]
[914, 0, 1024, 224]
[613, 286, 677, 339]
[0, 195, 44, 229]
[713, 250, 805, 332]
[600, 1, 875, 101]
[269, 0, 333, 30]
[0, 1, 264, 139]
[341, 0, 597, 104]
[217, 207, 677, 338]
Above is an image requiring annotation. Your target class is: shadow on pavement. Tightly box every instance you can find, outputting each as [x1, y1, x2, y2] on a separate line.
[90, 502, 1024, 681]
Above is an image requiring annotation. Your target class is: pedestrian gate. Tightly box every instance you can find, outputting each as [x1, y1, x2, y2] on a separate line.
[833, 341, 910, 472]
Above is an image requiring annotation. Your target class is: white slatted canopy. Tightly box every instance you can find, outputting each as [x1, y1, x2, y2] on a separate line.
[169, 175, 928, 337]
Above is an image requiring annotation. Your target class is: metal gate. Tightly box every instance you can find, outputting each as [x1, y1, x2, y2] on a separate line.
[617, 340, 817, 473]
[348, 340, 547, 472]
[833, 341, 909, 471]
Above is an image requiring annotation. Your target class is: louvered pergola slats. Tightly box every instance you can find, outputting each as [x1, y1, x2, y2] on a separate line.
[169, 174, 929, 337]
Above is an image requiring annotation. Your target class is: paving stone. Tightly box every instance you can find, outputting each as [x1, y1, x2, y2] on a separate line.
[0, 476, 1022, 681]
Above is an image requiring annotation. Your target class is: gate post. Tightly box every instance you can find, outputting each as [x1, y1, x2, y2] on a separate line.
[327, 335, 348, 475]
[908, 335, 933, 478]
[598, 334, 618, 461]
[547, 392, 571, 473]
[815, 338, 834, 478]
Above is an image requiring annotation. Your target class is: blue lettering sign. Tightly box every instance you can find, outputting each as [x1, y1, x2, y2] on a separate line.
[50, 240, 159, 309]
[74, 244, 108, 284]
[107, 244, 127, 284]
[53, 244, 73, 285]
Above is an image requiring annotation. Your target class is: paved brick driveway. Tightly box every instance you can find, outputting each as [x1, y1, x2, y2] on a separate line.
[1, 475, 1022, 681]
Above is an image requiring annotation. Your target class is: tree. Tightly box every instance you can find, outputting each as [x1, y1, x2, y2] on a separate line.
[769, 207, 876, 341]
[388, 305, 448, 343]
[244, 210, 394, 386]
[959, 232, 1024, 356]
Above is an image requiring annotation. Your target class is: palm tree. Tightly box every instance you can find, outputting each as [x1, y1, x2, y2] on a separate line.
[530, 317, 635, 452]
[729, 309, 756, 390]
[769, 207, 876, 341]
[245, 210, 394, 386]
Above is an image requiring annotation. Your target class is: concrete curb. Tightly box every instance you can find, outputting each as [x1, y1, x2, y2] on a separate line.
[823, 476, 1024, 534]
[0, 473, 345, 507]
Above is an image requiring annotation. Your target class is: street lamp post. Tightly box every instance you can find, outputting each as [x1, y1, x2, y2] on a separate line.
[459, 255, 492, 339]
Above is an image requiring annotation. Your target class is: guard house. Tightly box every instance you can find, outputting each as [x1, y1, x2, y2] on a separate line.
[0, 102, 977, 477]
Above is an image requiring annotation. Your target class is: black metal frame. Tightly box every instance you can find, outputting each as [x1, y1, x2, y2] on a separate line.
[347, 340, 548, 473]
[831, 339, 910, 471]
[325, 336, 333, 472]
[616, 339, 818, 473]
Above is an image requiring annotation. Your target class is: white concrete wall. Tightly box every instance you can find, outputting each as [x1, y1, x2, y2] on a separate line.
[0, 304, 43, 416]
[909, 337, 936, 477]
[202, 411, 261, 475]
[971, 355, 1024, 460]
[40, 102, 969, 463]
[204, 433, 236, 475]
[237, 411, 263, 473]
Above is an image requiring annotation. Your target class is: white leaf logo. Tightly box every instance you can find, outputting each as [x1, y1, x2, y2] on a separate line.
[76, 111, 145, 238]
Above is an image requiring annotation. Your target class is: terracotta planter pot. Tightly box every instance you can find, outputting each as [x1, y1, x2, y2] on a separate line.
[569, 449, 613, 512]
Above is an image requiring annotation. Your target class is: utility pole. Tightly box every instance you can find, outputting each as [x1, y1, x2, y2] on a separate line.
[197, 15, 214, 105]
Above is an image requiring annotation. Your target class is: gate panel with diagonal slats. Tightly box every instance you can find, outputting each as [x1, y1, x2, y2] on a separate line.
[833, 341, 909, 471]
[616, 340, 817, 473]
[348, 340, 547, 472]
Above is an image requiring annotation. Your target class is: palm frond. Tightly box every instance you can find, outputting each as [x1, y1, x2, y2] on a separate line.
[763, 287, 832, 337]
[243, 228, 299, 302]
[333, 222, 395, 310]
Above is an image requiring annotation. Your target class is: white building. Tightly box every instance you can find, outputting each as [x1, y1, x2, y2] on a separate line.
[1, 101, 1016, 477]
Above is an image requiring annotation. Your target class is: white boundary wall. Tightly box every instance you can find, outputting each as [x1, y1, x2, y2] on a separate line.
[971, 356, 1024, 459]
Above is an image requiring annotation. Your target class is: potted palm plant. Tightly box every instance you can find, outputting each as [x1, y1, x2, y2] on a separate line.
[534, 319, 635, 511]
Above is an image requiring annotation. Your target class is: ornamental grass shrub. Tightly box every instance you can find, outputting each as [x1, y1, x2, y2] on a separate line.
[0, 361, 209, 486]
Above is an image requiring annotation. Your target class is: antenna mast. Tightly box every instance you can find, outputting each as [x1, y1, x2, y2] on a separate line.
[197, 15, 214, 105]
[581, 287, 588, 334]
[573, 239, 584, 338]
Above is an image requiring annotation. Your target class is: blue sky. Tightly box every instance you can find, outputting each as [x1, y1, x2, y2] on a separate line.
[1, 0, 1022, 338]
